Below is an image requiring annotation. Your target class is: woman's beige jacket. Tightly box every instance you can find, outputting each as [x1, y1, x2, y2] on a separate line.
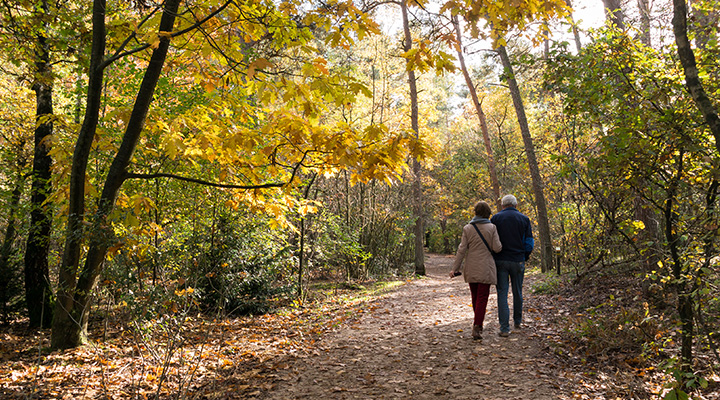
[451, 219, 502, 284]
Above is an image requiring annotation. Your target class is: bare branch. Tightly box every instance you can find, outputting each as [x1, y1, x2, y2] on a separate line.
[125, 172, 286, 189]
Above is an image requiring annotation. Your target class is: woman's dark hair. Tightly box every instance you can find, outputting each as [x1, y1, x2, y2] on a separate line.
[474, 201, 491, 218]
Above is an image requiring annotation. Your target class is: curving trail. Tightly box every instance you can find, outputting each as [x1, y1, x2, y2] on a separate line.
[264, 254, 560, 399]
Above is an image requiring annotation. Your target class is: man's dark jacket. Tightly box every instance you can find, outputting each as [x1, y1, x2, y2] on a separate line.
[491, 207, 534, 262]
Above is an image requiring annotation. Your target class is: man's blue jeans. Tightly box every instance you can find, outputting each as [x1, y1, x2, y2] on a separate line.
[496, 260, 525, 333]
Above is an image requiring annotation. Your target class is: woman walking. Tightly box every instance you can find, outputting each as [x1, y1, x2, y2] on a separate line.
[449, 201, 502, 340]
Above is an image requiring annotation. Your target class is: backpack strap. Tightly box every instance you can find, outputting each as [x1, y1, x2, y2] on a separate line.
[471, 222, 493, 253]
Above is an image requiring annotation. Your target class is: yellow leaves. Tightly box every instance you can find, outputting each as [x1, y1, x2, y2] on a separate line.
[141, 22, 174, 49]
[247, 58, 274, 81]
[301, 57, 333, 80]
[162, 132, 186, 160]
[203, 80, 216, 93]
[454, 0, 569, 46]
[129, 194, 156, 216]
[175, 287, 195, 297]
[84, 173, 98, 197]
[266, 203, 285, 218]
[298, 204, 317, 216]
[313, 57, 329, 75]
[402, 42, 456, 76]
[157, 30, 173, 40]
[298, 0, 379, 49]
[225, 199, 240, 211]
[619, 219, 647, 238]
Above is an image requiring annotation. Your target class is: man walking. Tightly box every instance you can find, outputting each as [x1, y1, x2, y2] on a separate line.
[491, 195, 534, 337]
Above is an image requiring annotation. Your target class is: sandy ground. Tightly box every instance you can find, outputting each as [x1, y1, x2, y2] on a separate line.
[262, 253, 560, 399]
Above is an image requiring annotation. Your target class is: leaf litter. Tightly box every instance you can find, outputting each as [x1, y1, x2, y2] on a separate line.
[4, 254, 712, 398]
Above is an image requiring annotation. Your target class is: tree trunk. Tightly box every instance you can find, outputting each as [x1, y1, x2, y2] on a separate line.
[452, 15, 502, 211]
[51, 0, 181, 349]
[665, 149, 693, 370]
[25, 0, 55, 328]
[298, 173, 316, 299]
[637, 0, 651, 46]
[52, 0, 108, 349]
[496, 45, 553, 273]
[565, 0, 583, 53]
[672, 0, 720, 157]
[602, 0, 625, 29]
[1, 174, 24, 325]
[401, 0, 425, 275]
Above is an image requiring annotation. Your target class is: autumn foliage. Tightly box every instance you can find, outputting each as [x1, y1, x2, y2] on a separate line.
[0, 0, 719, 398]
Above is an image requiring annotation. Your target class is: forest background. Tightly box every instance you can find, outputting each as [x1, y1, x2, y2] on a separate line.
[0, 0, 718, 398]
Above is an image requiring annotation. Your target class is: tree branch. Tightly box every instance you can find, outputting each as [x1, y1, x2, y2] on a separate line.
[125, 172, 285, 189]
[101, 0, 234, 69]
[126, 150, 309, 189]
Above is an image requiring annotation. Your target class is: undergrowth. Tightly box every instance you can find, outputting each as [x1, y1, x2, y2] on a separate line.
[532, 267, 719, 399]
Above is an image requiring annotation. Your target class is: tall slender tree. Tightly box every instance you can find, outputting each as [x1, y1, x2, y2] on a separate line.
[672, 0, 720, 156]
[400, 0, 425, 275]
[637, 0, 651, 46]
[451, 14, 501, 210]
[566, 0, 583, 53]
[24, 0, 55, 328]
[0, 0, 62, 328]
[671, 0, 720, 371]
[445, 0, 567, 273]
[496, 44, 554, 272]
[53, 0, 183, 349]
[0, 137, 28, 325]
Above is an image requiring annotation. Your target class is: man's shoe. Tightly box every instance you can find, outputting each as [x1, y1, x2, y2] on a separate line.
[499, 331, 509, 337]
[514, 323, 521, 329]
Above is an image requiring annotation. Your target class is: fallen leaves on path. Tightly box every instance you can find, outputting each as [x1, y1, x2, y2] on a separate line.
[264, 254, 561, 399]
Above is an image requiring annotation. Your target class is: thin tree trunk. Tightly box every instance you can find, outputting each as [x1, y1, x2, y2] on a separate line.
[637, 0, 651, 46]
[52, 0, 108, 349]
[565, 0, 583, 53]
[496, 45, 554, 273]
[401, 0, 425, 275]
[665, 149, 693, 371]
[452, 15, 502, 210]
[672, 0, 720, 157]
[1, 173, 24, 325]
[298, 173, 317, 299]
[25, 0, 55, 328]
[52, 0, 181, 349]
[602, 0, 625, 29]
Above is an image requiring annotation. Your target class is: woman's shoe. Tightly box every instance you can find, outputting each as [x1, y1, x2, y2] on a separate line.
[472, 325, 483, 340]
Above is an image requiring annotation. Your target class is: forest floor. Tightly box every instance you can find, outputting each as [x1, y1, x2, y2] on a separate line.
[260, 253, 562, 399]
[2, 253, 718, 399]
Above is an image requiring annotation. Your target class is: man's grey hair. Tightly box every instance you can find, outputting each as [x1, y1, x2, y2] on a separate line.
[501, 195, 518, 207]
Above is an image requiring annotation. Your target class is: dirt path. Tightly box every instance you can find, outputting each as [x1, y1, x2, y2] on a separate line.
[263, 254, 560, 399]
